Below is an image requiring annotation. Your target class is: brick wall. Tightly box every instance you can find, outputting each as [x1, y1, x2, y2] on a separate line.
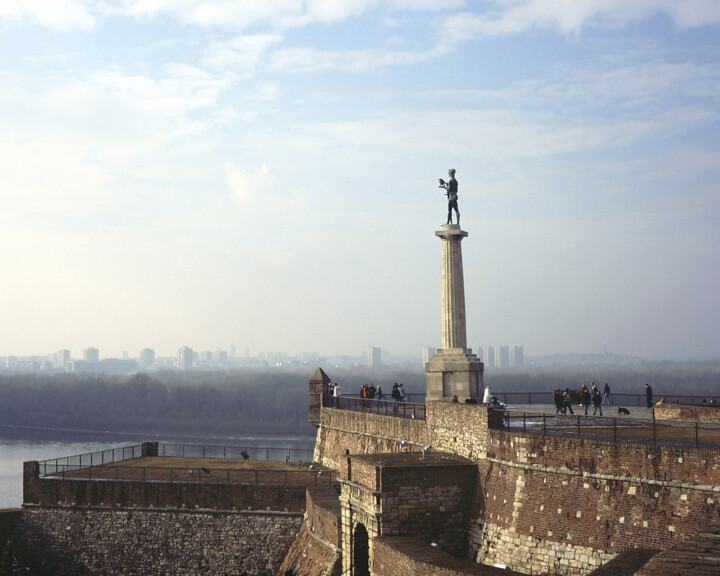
[372, 536, 518, 576]
[655, 403, 720, 423]
[473, 430, 720, 574]
[24, 461, 308, 512]
[313, 408, 430, 469]
[14, 505, 301, 576]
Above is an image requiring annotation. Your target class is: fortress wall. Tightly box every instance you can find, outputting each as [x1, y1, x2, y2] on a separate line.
[305, 487, 341, 550]
[313, 408, 430, 469]
[14, 505, 301, 576]
[473, 431, 720, 575]
[372, 536, 513, 576]
[426, 403, 502, 459]
[276, 487, 342, 576]
[275, 521, 341, 576]
[312, 405, 720, 575]
[655, 403, 720, 423]
[486, 430, 720, 486]
[24, 461, 308, 512]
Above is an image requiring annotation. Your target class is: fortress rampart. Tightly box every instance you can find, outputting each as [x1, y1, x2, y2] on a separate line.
[310, 401, 720, 575]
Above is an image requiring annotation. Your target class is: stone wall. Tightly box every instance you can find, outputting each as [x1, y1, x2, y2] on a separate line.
[313, 402, 720, 576]
[14, 505, 301, 576]
[276, 487, 342, 576]
[472, 431, 720, 574]
[24, 461, 308, 512]
[313, 407, 430, 469]
[655, 403, 720, 423]
[372, 537, 518, 576]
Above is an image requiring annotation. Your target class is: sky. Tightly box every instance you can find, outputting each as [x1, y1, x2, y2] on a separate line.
[1, 1, 719, 361]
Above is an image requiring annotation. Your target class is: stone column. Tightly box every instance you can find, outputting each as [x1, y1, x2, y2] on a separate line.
[426, 224, 484, 401]
[438, 225, 468, 349]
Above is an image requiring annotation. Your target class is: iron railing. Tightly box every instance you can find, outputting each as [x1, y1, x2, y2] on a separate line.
[39, 443, 315, 478]
[498, 411, 720, 449]
[324, 396, 426, 420]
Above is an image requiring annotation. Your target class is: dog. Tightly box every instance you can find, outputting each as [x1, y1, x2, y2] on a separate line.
[617, 407, 630, 415]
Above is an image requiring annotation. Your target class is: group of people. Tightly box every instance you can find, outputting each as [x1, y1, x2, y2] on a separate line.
[554, 382, 611, 416]
[325, 381, 407, 408]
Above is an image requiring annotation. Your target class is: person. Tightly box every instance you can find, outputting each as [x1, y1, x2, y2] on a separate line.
[645, 383, 653, 408]
[602, 383, 611, 406]
[563, 388, 574, 415]
[376, 385, 384, 400]
[369, 383, 376, 400]
[554, 390, 565, 414]
[326, 384, 334, 407]
[452, 394, 459, 403]
[392, 383, 400, 414]
[398, 383, 406, 402]
[581, 384, 591, 415]
[592, 388, 603, 416]
[332, 382, 341, 407]
[439, 169, 460, 225]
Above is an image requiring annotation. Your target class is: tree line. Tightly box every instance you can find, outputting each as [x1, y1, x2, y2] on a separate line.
[1, 362, 718, 437]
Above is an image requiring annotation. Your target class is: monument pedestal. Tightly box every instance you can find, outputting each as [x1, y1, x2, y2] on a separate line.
[425, 348, 483, 401]
[426, 224, 484, 401]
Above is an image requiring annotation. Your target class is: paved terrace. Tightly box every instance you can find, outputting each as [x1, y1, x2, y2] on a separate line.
[37, 442, 335, 487]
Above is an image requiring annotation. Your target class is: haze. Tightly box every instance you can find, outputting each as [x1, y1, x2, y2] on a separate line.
[2, 1, 719, 360]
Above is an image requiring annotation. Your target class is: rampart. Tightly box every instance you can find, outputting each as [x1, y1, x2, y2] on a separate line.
[314, 401, 720, 575]
[655, 402, 720, 423]
[15, 505, 301, 576]
[11, 443, 319, 576]
[23, 460, 308, 512]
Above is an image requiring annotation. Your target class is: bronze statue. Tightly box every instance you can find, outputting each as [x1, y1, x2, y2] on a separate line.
[439, 169, 459, 225]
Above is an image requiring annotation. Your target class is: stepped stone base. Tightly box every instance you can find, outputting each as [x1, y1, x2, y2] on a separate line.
[425, 348, 484, 402]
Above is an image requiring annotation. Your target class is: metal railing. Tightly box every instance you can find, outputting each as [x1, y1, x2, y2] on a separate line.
[489, 392, 717, 407]
[39, 444, 144, 476]
[324, 396, 426, 420]
[497, 411, 720, 449]
[39, 443, 315, 478]
[45, 464, 334, 487]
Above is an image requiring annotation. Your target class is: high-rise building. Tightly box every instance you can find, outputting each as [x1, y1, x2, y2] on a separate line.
[475, 345, 484, 362]
[139, 348, 155, 369]
[367, 346, 381, 368]
[422, 347, 436, 366]
[177, 346, 193, 371]
[57, 350, 70, 370]
[484, 346, 496, 369]
[498, 345, 510, 368]
[83, 347, 99, 362]
[511, 345, 524, 367]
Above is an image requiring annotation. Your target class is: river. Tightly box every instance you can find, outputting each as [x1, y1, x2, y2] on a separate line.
[0, 425, 317, 509]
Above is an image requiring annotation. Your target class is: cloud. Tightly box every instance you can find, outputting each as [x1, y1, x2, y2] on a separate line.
[269, 46, 435, 72]
[0, 0, 95, 30]
[203, 33, 284, 70]
[120, 0, 464, 30]
[436, 0, 720, 45]
[226, 164, 274, 213]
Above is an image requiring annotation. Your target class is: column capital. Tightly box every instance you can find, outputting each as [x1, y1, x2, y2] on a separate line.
[435, 225, 468, 240]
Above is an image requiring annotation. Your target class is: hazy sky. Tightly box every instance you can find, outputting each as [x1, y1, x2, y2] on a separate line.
[2, 1, 719, 360]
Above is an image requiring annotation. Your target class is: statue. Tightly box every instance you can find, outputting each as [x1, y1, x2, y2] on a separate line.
[438, 168, 459, 226]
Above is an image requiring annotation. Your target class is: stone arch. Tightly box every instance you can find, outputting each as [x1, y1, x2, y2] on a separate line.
[353, 523, 370, 576]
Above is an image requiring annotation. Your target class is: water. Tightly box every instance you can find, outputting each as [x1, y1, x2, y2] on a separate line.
[0, 425, 317, 509]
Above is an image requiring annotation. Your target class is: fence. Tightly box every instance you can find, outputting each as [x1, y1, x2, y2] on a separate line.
[498, 411, 720, 449]
[489, 392, 716, 407]
[324, 396, 426, 420]
[39, 444, 144, 477]
[43, 464, 334, 487]
[39, 443, 317, 480]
